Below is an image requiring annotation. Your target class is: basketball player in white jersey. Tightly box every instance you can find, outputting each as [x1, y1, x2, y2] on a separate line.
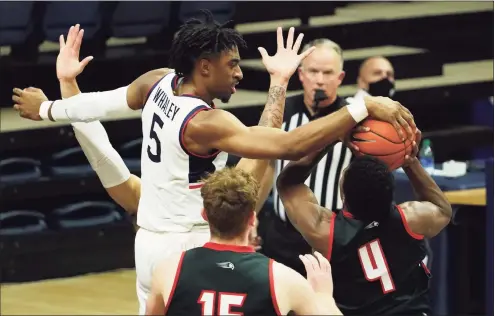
[13, 13, 416, 314]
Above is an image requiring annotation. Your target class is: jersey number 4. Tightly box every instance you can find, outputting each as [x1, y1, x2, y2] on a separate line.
[358, 239, 396, 294]
[147, 113, 164, 163]
[198, 290, 246, 316]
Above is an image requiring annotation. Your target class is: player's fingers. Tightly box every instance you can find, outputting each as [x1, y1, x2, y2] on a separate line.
[401, 106, 416, 131]
[397, 112, 413, 140]
[59, 34, 65, 49]
[74, 28, 84, 53]
[12, 94, 22, 104]
[12, 88, 23, 96]
[305, 254, 320, 271]
[292, 33, 304, 53]
[25, 87, 39, 92]
[299, 46, 315, 60]
[314, 251, 331, 273]
[66, 25, 75, 47]
[257, 47, 270, 60]
[299, 255, 314, 273]
[276, 26, 284, 51]
[80, 56, 94, 69]
[286, 27, 294, 49]
[354, 125, 370, 133]
[391, 120, 405, 142]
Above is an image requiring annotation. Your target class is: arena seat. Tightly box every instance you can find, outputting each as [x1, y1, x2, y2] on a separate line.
[0, 210, 48, 236]
[51, 201, 123, 229]
[178, 1, 236, 25]
[110, 2, 172, 39]
[49, 147, 94, 178]
[42, 2, 111, 56]
[0, 157, 42, 184]
[119, 138, 142, 173]
[0, 2, 35, 46]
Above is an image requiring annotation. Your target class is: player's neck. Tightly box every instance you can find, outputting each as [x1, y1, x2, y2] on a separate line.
[209, 236, 249, 247]
[180, 77, 213, 105]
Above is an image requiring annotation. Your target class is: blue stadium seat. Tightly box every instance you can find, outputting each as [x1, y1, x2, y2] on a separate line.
[119, 138, 142, 172]
[179, 2, 236, 25]
[0, 2, 35, 46]
[0, 158, 42, 184]
[110, 2, 172, 38]
[51, 201, 123, 229]
[49, 147, 94, 178]
[42, 2, 104, 42]
[0, 210, 48, 236]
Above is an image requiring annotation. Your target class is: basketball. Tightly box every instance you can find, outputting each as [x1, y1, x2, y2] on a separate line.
[351, 119, 413, 170]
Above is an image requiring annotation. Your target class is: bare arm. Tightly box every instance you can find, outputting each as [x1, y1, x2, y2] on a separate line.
[145, 252, 183, 315]
[235, 79, 286, 212]
[274, 261, 341, 315]
[41, 68, 172, 122]
[187, 104, 359, 161]
[276, 146, 335, 254]
[399, 158, 452, 238]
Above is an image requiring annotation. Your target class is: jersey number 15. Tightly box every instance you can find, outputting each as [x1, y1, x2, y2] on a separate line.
[198, 290, 246, 316]
[358, 239, 396, 294]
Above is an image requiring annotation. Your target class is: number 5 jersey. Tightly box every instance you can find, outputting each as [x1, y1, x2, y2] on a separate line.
[139, 71, 228, 233]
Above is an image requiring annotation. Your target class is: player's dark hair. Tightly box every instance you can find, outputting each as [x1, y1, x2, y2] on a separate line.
[343, 155, 395, 222]
[169, 9, 247, 77]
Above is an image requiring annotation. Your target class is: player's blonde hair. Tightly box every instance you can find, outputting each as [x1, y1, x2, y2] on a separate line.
[201, 167, 260, 238]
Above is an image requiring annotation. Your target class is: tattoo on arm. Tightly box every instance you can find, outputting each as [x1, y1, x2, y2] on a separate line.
[258, 85, 286, 128]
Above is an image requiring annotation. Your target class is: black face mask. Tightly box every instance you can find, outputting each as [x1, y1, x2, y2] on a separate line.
[367, 78, 395, 98]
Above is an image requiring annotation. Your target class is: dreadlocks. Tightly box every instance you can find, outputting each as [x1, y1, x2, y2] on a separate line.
[169, 9, 247, 77]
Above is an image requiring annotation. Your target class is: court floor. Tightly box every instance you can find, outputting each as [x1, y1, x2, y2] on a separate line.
[1, 269, 138, 315]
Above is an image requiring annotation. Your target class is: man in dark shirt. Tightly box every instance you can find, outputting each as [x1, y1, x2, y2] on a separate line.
[260, 38, 355, 276]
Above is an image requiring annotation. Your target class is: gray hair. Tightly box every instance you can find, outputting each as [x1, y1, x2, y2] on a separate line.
[300, 38, 344, 70]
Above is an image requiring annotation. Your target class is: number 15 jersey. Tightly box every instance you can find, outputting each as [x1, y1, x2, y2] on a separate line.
[138, 71, 228, 233]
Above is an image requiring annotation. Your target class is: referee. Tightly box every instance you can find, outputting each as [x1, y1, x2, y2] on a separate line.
[259, 38, 353, 276]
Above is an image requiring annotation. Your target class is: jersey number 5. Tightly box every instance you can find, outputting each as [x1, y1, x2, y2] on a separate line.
[358, 239, 396, 294]
[198, 291, 246, 316]
[147, 113, 164, 163]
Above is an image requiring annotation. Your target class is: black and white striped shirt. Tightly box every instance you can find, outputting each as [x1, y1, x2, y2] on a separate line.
[272, 94, 353, 222]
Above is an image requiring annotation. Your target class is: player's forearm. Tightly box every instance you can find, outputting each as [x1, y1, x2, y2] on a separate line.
[403, 158, 452, 218]
[39, 86, 135, 122]
[258, 77, 287, 128]
[60, 79, 81, 99]
[286, 101, 366, 159]
[237, 77, 287, 199]
[317, 295, 342, 315]
[277, 144, 332, 188]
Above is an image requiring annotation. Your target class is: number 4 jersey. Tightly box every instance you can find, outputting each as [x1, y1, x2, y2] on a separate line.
[138, 71, 228, 233]
[165, 242, 280, 316]
[329, 205, 432, 315]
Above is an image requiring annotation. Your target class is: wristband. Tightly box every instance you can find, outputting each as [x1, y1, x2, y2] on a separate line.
[39, 101, 53, 120]
[346, 97, 368, 123]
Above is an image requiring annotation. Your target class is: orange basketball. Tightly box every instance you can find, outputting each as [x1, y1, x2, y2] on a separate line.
[351, 119, 413, 170]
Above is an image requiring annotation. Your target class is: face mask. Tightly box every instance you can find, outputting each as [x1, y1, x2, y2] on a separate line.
[367, 78, 395, 98]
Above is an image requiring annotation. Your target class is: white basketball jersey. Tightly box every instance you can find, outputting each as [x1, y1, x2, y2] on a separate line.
[137, 72, 228, 233]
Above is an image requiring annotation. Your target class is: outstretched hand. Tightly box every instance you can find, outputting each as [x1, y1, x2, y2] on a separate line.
[258, 27, 315, 82]
[57, 24, 93, 81]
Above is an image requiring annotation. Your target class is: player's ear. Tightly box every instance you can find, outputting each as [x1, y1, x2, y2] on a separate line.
[199, 58, 211, 76]
[248, 211, 256, 227]
[201, 208, 208, 222]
